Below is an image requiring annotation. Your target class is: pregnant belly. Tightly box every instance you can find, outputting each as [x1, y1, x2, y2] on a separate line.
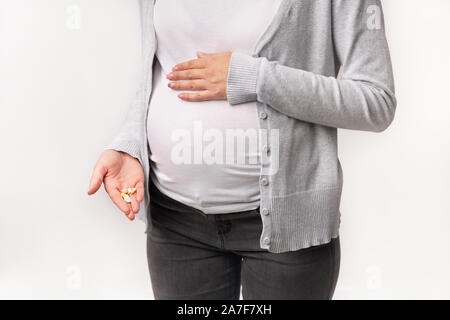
[147, 73, 261, 213]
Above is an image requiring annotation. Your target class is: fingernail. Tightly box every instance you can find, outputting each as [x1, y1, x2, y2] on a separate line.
[168, 82, 174, 88]
[166, 73, 174, 80]
[178, 94, 184, 99]
[172, 66, 178, 71]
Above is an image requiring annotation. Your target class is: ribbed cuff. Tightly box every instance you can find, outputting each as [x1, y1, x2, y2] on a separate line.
[227, 52, 262, 105]
[104, 139, 141, 161]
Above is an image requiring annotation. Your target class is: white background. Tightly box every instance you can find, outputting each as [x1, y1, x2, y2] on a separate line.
[0, 0, 449, 299]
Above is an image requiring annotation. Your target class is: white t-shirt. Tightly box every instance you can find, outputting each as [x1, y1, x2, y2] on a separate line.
[147, 0, 282, 214]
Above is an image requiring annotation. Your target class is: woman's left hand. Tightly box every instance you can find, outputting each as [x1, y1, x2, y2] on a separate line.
[167, 51, 231, 102]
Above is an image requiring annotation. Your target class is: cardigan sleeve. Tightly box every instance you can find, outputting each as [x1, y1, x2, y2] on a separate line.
[104, 0, 152, 162]
[226, 0, 397, 132]
[104, 84, 145, 161]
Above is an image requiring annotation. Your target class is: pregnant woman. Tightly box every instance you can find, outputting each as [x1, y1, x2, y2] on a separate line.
[88, 0, 396, 300]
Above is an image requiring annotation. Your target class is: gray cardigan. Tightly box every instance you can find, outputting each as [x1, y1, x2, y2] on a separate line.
[106, 0, 396, 253]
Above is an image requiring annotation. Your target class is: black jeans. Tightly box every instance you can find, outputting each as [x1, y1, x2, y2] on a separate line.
[146, 180, 340, 300]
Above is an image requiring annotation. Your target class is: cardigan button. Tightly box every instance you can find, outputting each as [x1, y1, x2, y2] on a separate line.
[261, 208, 269, 216]
[263, 237, 270, 245]
[260, 178, 269, 186]
[262, 145, 270, 154]
[259, 111, 268, 120]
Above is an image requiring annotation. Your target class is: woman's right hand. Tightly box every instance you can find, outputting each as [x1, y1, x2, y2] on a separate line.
[87, 150, 145, 221]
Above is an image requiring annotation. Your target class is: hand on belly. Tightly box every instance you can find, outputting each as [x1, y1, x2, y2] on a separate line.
[166, 51, 231, 102]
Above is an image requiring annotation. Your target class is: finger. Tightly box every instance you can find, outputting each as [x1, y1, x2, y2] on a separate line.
[87, 164, 107, 195]
[178, 91, 215, 102]
[173, 58, 206, 71]
[127, 211, 135, 221]
[167, 69, 204, 81]
[108, 188, 132, 215]
[130, 195, 140, 214]
[135, 181, 145, 203]
[196, 51, 214, 59]
[168, 79, 208, 91]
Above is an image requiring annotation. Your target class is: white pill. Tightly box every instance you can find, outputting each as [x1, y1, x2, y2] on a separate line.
[123, 194, 131, 203]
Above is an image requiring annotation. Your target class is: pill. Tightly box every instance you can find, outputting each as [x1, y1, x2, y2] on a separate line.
[121, 192, 131, 202]
[120, 188, 135, 203]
